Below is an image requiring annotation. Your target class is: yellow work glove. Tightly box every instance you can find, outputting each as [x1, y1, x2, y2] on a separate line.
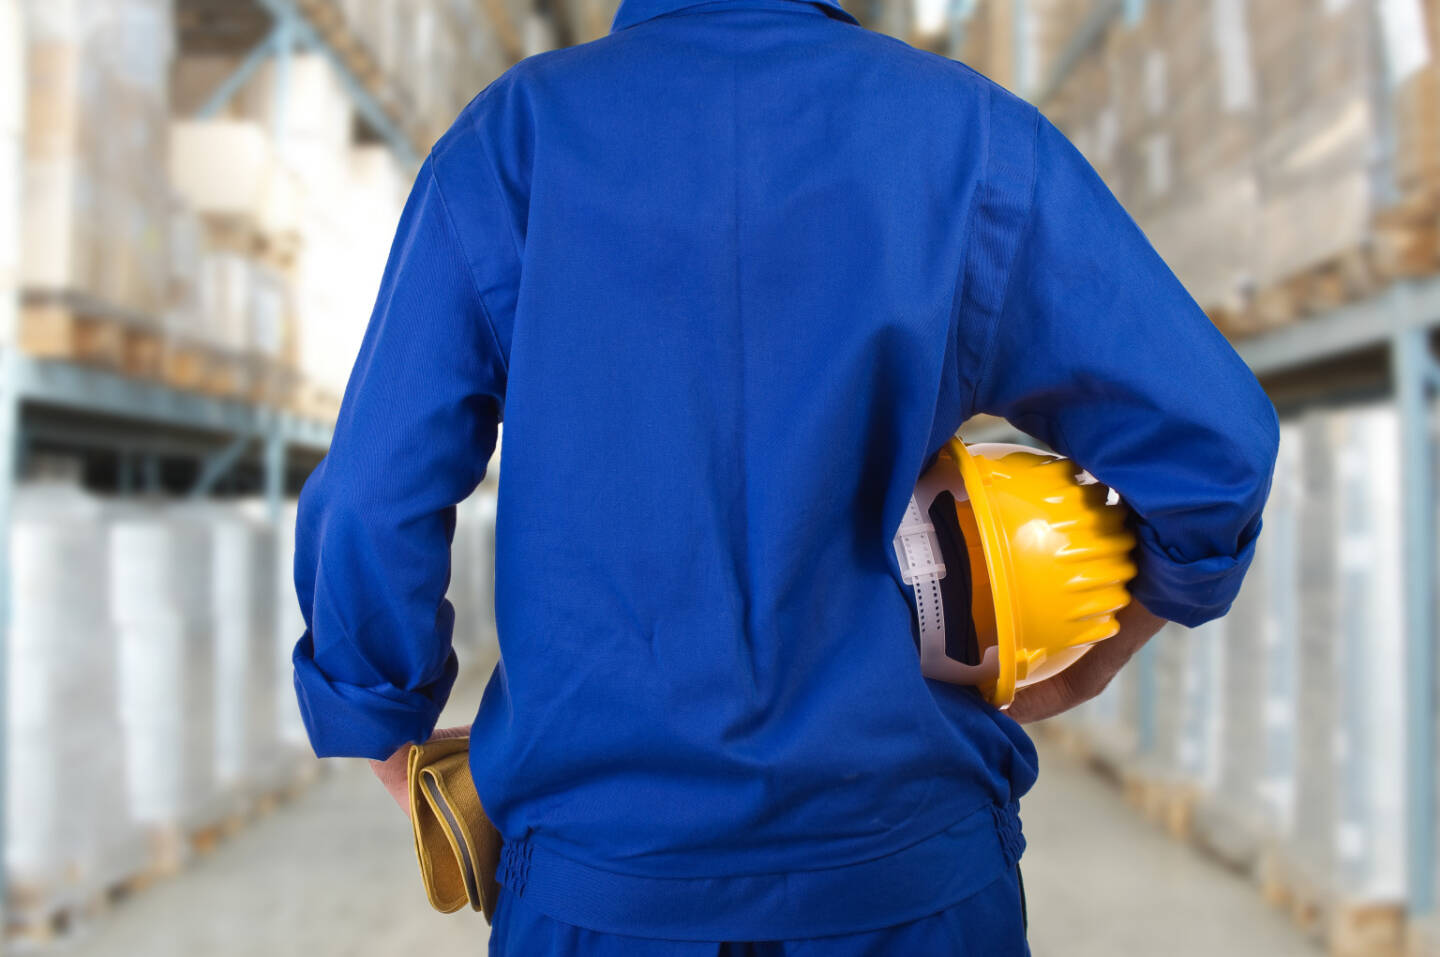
[407, 734, 502, 921]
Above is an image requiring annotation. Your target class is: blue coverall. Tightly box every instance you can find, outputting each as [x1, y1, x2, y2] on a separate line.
[290, 0, 1281, 951]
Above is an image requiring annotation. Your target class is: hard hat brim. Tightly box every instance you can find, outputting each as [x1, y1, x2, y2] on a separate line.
[947, 437, 1019, 708]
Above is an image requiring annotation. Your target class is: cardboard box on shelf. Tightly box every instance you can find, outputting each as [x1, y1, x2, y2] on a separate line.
[20, 0, 173, 357]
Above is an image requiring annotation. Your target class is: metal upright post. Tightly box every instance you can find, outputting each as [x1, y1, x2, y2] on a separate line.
[0, 0, 26, 920]
[1011, 0, 1029, 98]
[1393, 287, 1437, 917]
[1136, 634, 1158, 756]
[270, 16, 294, 154]
[265, 428, 286, 525]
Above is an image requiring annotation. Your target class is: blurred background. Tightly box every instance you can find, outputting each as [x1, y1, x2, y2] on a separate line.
[0, 0, 1433, 954]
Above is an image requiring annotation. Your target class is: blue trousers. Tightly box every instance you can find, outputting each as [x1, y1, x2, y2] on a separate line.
[487, 865, 1030, 956]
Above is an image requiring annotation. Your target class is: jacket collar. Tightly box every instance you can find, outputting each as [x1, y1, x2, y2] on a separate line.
[610, 0, 860, 33]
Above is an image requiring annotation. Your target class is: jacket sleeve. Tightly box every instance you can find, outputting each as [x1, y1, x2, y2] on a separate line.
[291, 156, 507, 760]
[969, 114, 1280, 628]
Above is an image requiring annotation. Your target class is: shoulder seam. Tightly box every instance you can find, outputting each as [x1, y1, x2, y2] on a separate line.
[966, 100, 1041, 416]
[427, 154, 512, 380]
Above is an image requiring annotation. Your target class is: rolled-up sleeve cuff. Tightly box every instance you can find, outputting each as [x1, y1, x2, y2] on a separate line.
[1128, 521, 1261, 629]
[291, 635, 459, 761]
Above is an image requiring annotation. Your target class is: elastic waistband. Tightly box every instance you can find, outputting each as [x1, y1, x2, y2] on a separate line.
[497, 800, 1024, 941]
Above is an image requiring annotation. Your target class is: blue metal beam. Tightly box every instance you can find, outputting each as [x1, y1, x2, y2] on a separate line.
[11, 354, 333, 450]
[196, 27, 281, 119]
[1393, 296, 1438, 916]
[265, 430, 287, 523]
[270, 15, 294, 153]
[1011, 0, 1029, 97]
[0, 351, 20, 915]
[1034, 0, 1122, 105]
[1136, 635, 1158, 755]
[1238, 274, 1440, 378]
[250, 0, 421, 166]
[190, 434, 254, 497]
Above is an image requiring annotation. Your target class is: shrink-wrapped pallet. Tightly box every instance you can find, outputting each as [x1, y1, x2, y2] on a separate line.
[7, 473, 142, 904]
[1291, 408, 1340, 892]
[1175, 617, 1223, 791]
[175, 502, 279, 802]
[167, 120, 275, 223]
[1330, 403, 1406, 902]
[448, 485, 501, 661]
[1395, 0, 1440, 196]
[291, 145, 405, 398]
[1, 0, 19, 345]
[1195, 501, 1270, 864]
[274, 499, 311, 749]
[109, 505, 218, 830]
[1258, 421, 1302, 840]
[234, 498, 317, 783]
[558, 0, 619, 44]
[1146, 621, 1190, 779]
[1247, 0, 1380, 291]
[1033, 0, 1440, 327]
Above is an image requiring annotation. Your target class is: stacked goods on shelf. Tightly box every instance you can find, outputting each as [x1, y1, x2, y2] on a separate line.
[289, 140, 407, 416]
[177, 503, 282, 808]
[448, 484, 501, 660]
[1043, 404, 1410, 955]
[1287, 409, 1342, 929]
[951, 0, 1102, 95]
[1329, 407, 1406, 909]
[109, 505, 220, 872]
[167, 111, 299, 403]
[272, 499, 314, 752]
[236, 498, 322, 783]
[1, 0, 19, 343]
[557, 0, 620, 44]
[6, 468, 142, 931]
[1395, 0, 1440, 198]
[1257, 422, 1302, 868]
[171, 51, 409, 420]
[321, 0, 514, 150]
[1025, 0, 1440, 335]
[18, 0, 174, 371]
[1199, 522, 1271, 867]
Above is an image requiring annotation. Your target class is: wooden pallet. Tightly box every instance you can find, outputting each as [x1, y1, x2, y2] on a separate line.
[290, 380, 342, 423]
[200, 213, 302, 273]
[6, 766, 329, 943]
[19, 292, 163, 378]
[160, 341, 253, 401]
[1256, 846, 1408, 957]
[1331, 903, 1407, 957]
[246, 357, 298, 408]
[1212, 190, 1440, 338]
[1120, 772, 1197, 843]
[7, 869, 154, 945]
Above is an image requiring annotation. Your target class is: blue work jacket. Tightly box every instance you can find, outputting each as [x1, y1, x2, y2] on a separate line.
[292, 0, 1280, 940]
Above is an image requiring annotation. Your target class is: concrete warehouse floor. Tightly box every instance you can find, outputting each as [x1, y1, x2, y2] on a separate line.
[50, 673, 1315, 957]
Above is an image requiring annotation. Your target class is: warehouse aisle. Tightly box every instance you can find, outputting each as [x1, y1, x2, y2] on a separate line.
[1021, 736, 1318, 956]
[50, 694, 1311, 957]
[51, 667, 498, 957]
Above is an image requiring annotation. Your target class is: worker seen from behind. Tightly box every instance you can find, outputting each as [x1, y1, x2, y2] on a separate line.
[290, 0, 1282, 952]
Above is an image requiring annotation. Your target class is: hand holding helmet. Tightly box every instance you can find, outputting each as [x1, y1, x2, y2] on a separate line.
[893, 438, 1139, 709]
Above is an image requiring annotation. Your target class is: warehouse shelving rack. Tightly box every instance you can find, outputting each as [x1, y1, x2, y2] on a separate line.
[1237, 279, 1440, 922]
[960, 264, 1440, 928]
[0, 0, 488, 927]
[941, 0, 1440, 927]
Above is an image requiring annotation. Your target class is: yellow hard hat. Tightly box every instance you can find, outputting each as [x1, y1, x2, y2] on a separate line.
[893, 438, 1138, 708]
